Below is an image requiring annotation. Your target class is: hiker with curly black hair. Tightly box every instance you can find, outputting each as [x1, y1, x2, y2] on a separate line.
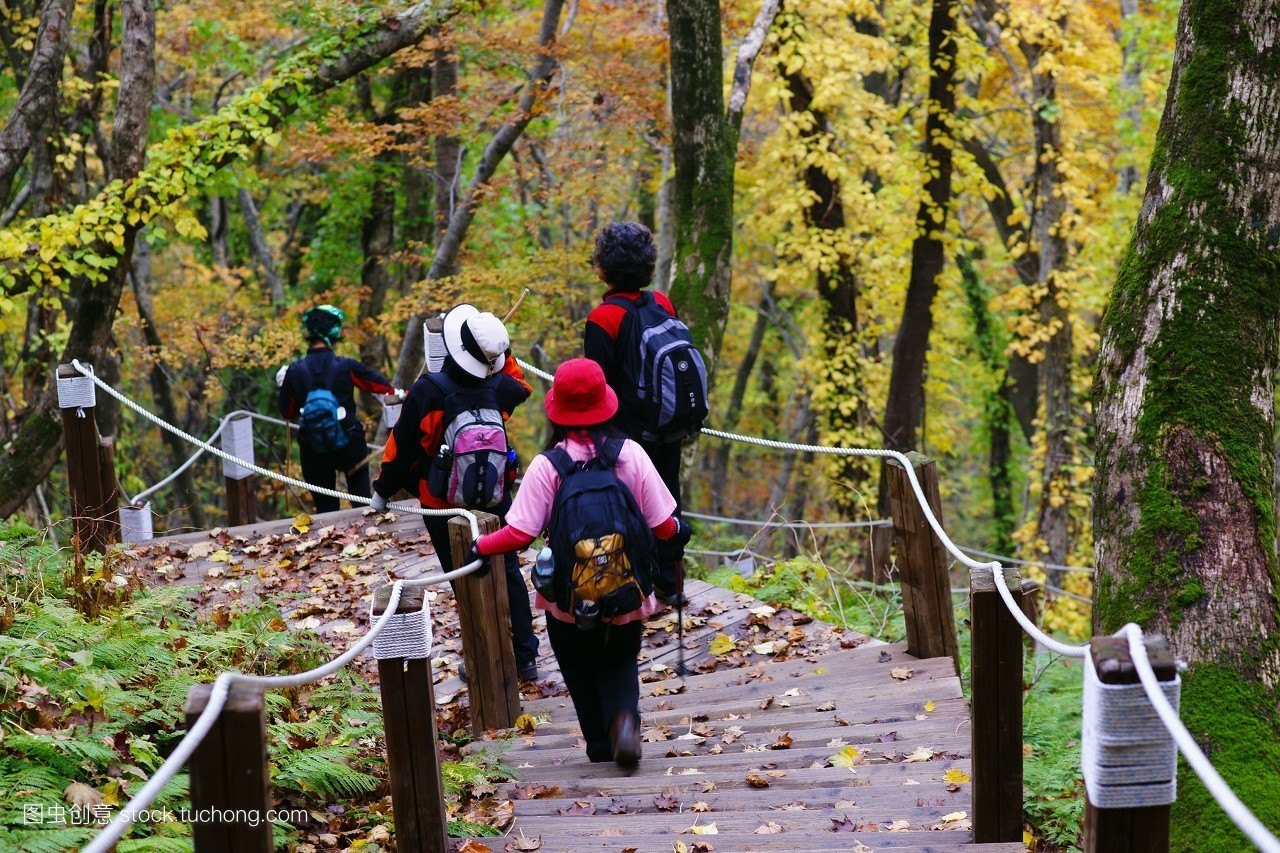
[583, 222, 708, 606]
[278, 305, 403, 513]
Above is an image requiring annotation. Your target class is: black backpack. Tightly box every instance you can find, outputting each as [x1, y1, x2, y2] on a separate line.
[543, 438, 654, 628]
[297, 357, 351, 454]
[607, 293, 709, 442]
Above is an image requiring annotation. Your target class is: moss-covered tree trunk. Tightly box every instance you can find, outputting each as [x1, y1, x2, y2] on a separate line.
[1093, 1, 1280, 846]
[664, 0, 734, 369]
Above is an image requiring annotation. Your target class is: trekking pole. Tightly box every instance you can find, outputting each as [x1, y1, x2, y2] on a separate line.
[675, 560, 687, 678]
[502, 288, 531, 323]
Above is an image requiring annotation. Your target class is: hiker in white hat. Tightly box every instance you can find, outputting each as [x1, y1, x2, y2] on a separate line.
[372, 304, 541, 681]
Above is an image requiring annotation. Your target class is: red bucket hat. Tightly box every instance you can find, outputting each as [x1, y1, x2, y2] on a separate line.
[545, 358, 619, 427]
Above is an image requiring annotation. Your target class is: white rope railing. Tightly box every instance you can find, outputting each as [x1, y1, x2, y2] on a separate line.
[682, 509, 890, 530]
[127, 409, 384, 511]
[68, 361, 485, 853]
[959, 545, 1095, 574]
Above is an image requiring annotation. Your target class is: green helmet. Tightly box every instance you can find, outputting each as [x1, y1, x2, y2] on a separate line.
[302, 304, 345, 345]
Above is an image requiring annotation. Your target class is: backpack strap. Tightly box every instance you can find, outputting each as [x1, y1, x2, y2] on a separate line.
[594, 437, 625, 470]
[542, 447, 577, 480]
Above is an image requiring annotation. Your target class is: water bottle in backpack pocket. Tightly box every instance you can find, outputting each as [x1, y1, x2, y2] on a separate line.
[543, 439, 654, 629]
[298, 360, 352, 454]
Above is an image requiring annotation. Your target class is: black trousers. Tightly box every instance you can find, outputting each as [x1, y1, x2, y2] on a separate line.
[637, 437, 683, 592]
[298, 429, 372, 514]
[423, 500, 539, 670]
[545, 616, 643, 762]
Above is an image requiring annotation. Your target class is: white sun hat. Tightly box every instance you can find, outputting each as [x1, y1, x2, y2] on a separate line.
[442, 303, 509, 379]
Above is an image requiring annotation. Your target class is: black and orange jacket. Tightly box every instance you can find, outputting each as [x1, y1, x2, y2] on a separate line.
[278, 346, 396, 436]
[373, 357, 532, 508]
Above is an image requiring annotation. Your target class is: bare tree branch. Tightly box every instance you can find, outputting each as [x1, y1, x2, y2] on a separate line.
[726, 0, 781, 133]
[237, 187, 286, 308]
[392, 0, 567, 386]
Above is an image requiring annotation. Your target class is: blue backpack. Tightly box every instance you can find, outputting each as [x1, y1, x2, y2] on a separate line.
[298, 359, 350, 454]
[543, 438, 654, 628]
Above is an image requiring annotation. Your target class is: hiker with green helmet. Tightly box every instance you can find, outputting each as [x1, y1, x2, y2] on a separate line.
[278, 304, 404, 513]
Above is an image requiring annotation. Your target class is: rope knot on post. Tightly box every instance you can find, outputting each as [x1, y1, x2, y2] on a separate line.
[1083, 636, 1181, 811]
[371, 585, 432, 660]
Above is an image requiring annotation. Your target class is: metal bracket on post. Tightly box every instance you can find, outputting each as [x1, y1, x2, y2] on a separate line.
[56, 365, 97, 415]
[120, 502, 154, 543]
[382, 399, 403, 431]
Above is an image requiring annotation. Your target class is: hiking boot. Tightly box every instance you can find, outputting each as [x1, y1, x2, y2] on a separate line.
[610, 708, 642, 768]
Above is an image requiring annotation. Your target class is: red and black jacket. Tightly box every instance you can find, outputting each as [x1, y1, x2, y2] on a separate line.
[583, 288, 678, 436]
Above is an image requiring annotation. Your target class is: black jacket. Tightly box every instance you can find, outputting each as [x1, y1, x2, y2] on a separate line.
[278, 346, 395, 435]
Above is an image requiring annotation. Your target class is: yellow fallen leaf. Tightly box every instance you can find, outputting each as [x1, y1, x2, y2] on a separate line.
[903, 746, 934, 763]
[709, 633, 736, 656]
[673, 842, 689, 853]
[924, 700, 936, 712]
[830, 746, 864, 767]
[889, 666, 914, 680]
[686, 820, 718, 835]
[943, 767, 970, 784]
[939, 810, 968, 825]
[209, 549, 230, 563]
[515, 714, 537, 734]
[292, 512, 312, 534]
[752, 641, 777, 655]
[887, 818, 912, 831]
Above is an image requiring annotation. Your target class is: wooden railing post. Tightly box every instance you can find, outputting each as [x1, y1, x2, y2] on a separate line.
[1083, 636, 1176, 853]
[970, 563, 1024, 843]
[220, 413, 257, 527]
[1020, 579, 1041, 650]
[448, 513, 521, 730]
[885, 452, 959, 670]
[57, 364, 120, 553]
[374, 585, 449, 852]
[185, 682, 272, 853]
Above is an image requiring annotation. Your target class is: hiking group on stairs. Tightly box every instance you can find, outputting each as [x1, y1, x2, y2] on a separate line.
[277, 221, 707, 770]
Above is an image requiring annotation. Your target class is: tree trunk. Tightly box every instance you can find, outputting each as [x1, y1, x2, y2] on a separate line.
[391, 0, 566, 388]
[960, 254, 1016, 554]
[707, 280, 773, 514]
[0, 0, 75, 207]
[784, 66, 871, 516]
[1093, 1, 1280, 846]
[237, 187, 285, 308]
[130, 235, 207, 528]
[1027, 20, 1074, 580]
[359, 166, 396, 374]
[663, 0, 733, 368]
[1117, 0, 1144, 194]
[432, 39, 460, 249]
[876, 0, 957, 567]
[881, 0, 957, 454]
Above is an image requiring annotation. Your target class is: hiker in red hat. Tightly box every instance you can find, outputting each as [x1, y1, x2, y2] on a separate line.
[469, 358, 691, 768]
